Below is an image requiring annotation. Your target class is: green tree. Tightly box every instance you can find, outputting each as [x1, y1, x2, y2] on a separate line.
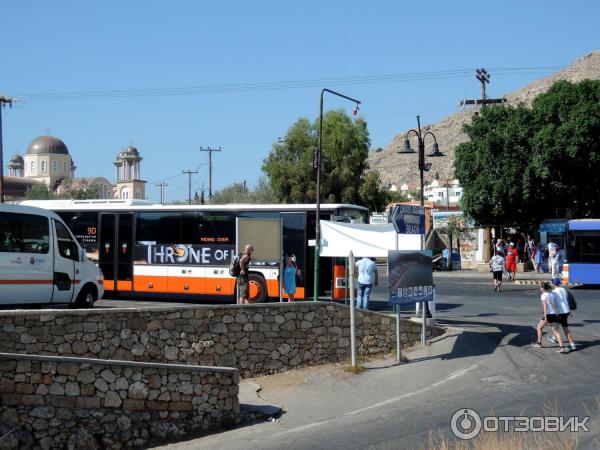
[454, 104, 537, 226]
[25, 184, 54, 200]
[358, 171, 390, 212]
[455, 80, 600, 227]
[56, 180, 101, 200]
[210, 177, 276, 204]
[530, 80, 600, 217]
[262, 110, 387, 210]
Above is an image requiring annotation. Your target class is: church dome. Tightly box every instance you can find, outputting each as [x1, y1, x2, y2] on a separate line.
[26, 136, 69, 155]
[116, 145, 142, 161]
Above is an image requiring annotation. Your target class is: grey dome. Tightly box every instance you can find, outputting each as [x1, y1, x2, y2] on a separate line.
[26, 136, 69, 155]
[116, 145, 142, 161]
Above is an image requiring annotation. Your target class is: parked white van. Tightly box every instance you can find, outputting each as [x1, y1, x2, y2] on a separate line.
[0, 204, 104, 307]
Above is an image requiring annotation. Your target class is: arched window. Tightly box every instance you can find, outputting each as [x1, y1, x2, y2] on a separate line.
[30, 161, 35, 174]
[41, 161, 47, 173]
[52, 161, 58, 172]
[63, 161, 67, 172]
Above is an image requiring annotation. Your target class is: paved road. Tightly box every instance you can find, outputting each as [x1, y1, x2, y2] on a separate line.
[148, 270, 600, 449]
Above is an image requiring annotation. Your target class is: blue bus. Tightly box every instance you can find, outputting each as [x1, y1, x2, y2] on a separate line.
[564, 219, 600, 285]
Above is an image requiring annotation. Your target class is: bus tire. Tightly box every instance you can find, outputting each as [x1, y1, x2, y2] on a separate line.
[248, 273, 268, 303]
[72, 285, 97, 309]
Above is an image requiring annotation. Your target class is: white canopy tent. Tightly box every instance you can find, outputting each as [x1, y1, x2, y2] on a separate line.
[319, 220, 420, 258]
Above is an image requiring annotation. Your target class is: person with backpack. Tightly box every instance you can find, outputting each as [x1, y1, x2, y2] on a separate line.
[236, 244, 254, 304]
[547, 279, 577, 351]
[532, 282, 568, 353]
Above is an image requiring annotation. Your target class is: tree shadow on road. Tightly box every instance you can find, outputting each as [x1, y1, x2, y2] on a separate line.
[405, 317, 600, 365]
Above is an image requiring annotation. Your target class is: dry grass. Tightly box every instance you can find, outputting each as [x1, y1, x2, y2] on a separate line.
[421, 430, 577, 450]
[419, 402, 590, 450]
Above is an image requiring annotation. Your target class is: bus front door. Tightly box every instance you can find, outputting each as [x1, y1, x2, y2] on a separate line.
[99, 213, 134, 293]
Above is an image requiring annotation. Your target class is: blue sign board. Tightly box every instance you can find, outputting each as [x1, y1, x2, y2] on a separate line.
[388, 250, 434, 306]
[391, 205, 425, 234]
[539, 221, 567, 233]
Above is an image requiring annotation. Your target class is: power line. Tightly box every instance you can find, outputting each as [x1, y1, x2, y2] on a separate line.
[12, 65, 596, 102]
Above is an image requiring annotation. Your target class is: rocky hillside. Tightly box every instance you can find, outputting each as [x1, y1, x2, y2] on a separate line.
[368, 51, 600, 190]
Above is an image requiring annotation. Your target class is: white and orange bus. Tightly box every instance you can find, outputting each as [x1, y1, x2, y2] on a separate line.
[22, 200, 368, 303]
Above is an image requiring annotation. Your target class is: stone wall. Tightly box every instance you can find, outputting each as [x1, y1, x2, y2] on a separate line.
[0, 303, 443, 378]
[0, 352, 239, 449]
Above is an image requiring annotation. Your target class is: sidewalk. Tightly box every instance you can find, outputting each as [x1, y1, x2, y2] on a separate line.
[156, 326, 487, 450]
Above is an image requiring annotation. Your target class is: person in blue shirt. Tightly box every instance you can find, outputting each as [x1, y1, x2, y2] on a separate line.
[355, 257, 378, 310]
[282, 255, 301, 302]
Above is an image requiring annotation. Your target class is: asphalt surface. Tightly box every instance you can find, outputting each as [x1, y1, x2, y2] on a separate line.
[142, 269, 600, 450]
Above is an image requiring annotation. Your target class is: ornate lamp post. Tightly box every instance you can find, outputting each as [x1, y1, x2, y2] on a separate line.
[314, 89, 361, 301]
[397, 115, 444, 317]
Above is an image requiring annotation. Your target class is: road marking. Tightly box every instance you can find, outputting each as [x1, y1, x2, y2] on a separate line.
[267, 363, 479, 439]
[345, 363, 479, 416]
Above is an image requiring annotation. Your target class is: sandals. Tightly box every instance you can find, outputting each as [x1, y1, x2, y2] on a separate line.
[557, 346, 570, 354]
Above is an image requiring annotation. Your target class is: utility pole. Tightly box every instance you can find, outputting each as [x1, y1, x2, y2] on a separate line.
[200, 146, 222, 200]
[155, 181, 168, 205]
[458, 69, 506, 262]
[181, 169, 198, 205]
[0, 95, 18, 203]
[458, 68, 507, 108]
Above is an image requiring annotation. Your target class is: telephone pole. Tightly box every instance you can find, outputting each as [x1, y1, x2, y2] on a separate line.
[0, 95, 18, 203]
[199, 146, 222, 200]
[458, 68, 507, 108]
[181, 169, 198, 205]
[155, 181, 168, 205]
[458, 69, 506, 262]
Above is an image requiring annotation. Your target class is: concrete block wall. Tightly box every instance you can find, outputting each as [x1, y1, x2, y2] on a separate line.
[0, 353, 239, 449]
[0, 303, 443, 378]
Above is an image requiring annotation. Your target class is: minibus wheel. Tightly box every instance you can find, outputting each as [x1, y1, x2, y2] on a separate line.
[73, 286, 97, 309]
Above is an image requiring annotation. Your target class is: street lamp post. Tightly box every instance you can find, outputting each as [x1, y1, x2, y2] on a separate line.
[398, 115, 444, 317]
[314, 88, 361, 301]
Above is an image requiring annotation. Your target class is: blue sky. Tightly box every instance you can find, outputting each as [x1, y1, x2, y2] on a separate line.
[2, 1, 598, 203]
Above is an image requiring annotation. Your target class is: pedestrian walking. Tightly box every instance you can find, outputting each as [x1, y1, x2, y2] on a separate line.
[516, 238, 525, 263]
[237, 244, 254, 305]
[532, 282, 567, 353]
[282, 254, 301, 302]
[505, 242, 518, 281]
[533, 242, 544, 273]
[547, 240, 560, 283]
[489, 251, 505, 292]
[355, 257, 378, 310]
[547, 279, 577, 351]
[495, 238, 506, 256]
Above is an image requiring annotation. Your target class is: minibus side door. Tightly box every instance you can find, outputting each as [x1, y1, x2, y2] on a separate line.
[51, 219, 77, 304]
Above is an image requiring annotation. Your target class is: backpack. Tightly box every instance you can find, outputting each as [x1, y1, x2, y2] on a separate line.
[228, 255, 241, 277]
[566, 289, 577, 311]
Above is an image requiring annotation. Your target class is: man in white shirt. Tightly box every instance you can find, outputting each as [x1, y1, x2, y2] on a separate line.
[355, 257, 378, 310]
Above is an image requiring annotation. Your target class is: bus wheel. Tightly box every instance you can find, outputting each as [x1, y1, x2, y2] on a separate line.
[248, 274, 268, 303]
[72, 286, 97, 309]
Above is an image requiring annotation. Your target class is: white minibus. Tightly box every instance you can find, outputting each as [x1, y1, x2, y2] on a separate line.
[0, 204, 104, 307]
